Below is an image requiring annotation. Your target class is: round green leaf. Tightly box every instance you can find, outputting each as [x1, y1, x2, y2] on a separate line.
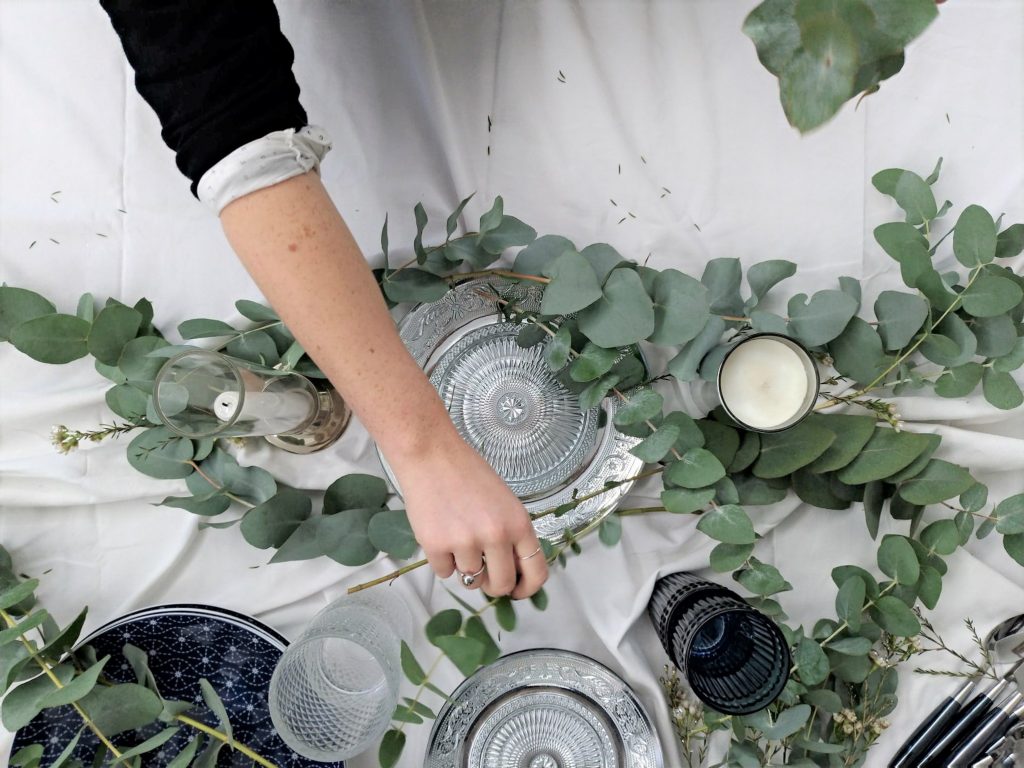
[919, 519, 961, 556]
[613, 388, 663, 427]
[974, 315, 1018, 359]
[119, 336, 170, 392]
[1004, 534, 1024, 567]
[877, 535, 919, 585]
[897, 460, 975, 506]
[105, 384, 149, 421]
[126, 427, 195, 479]
[983, 368, 1024, 410]
[700, 258, 743, 315]
[0, 286, 56, 343]
[544, 325, 572, 371]
[996, 223, 1024, 259]
[827, 637, 873, 656]
[79, 683, 163, 736]
[808, 414, 876, 473]
[934, 363, 984, 399]
[735, 557, 792, 596]
[87, 304, 142, 366]
[787, 290, 859, 348]
[512, 235, 575, 277]
[661, 487, 716, 515]
[993, 338, 1024, 372]
[835, 575, 866, 632]
[794, 637, 829, 685]
[665, 448, 726, 489]
[871, 595, 921, 637]
[379, 729, 406, 768]
[319, 509, 380, 566]
[648, 269, 710, 345]
[226, 330, 279, 367]
[696, 504, 755, 544]
[953, 204, 998, 267]
[426, 609, 463, 644]
[240, 489, 312, 549]
[367, 509, 419, 559]
[578, 268, 655, 347]
[709, 541, 754, 572]
[746, 259, 797, 305]
[540, 250, 602, 315]
[961, 275, 1023, 318]
[9, 314, 90, 364]
[324, 473, 389, 513]
[874, 291, 929, 351]
[779, 19, 857, 133]
[479, 215, 536, 255]
[629, 422, 679, 463]
[829, 317, 889, 385]
[569, 343, 617, 382]
[995, 494, 1024, 535]
[235, 299, 278, 322]
[382, 269, 449, 304]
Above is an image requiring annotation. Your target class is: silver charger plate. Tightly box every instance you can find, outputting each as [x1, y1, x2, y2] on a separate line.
[424, 648, 663, 768]
[377, 278, 645, 544]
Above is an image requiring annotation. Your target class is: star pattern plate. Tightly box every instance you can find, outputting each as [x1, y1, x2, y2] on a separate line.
[12, 604, 344, 768]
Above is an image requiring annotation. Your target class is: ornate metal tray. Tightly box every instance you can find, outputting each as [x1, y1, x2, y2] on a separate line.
[425, 649, 663, 768]
[377, 279, 644, 544]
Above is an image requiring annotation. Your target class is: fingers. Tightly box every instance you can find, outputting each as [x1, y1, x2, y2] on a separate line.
[510, 534, 549, 600]
[482, 545, 516, 597]
[453, 547, 485, 591]
[426, 550, 455, 579]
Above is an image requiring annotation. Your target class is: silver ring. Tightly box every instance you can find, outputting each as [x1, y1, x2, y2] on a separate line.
[457, 563, 486, 587]
[518, 546, 542, 561]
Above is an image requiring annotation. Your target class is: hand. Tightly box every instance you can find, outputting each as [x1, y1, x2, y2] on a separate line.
[392, 429, 549, 600]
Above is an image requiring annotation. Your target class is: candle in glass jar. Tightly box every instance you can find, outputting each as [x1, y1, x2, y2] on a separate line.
[213, 389, 316, 435]
[717, 336, 817, 431]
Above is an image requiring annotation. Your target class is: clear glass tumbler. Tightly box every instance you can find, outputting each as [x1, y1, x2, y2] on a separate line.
[268, 590, 412, 761]
[153, 349, 319, 438]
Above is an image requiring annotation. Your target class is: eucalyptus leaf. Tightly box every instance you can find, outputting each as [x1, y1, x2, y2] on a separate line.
[324, 473, 389, 513]
[379, 729, 406, 768]
[367, 509, 419, 559]
[512, 235, 575, 277]
[664, 448, 726, 489]
[0, 286, 56, 342]
[700, 258, 743, 315]
[87, 304, 142, 366]
[383, 269, 449, 304]
[836, 575, 866, 632]
[240, 489, 312, 549]
[10, 314, 90, 364]
[874, 291, 929, 351]
[648, 269, 711, 345]
[808, 414, 876, 473]
[709, 541, 754, 572]
[696, 504, 756, 545]
[996, 223, 1024, 259]
[837, 428, 930, 485]
[871, 595, 921, 636]
[569, 343, 617, 382]
[746, 259, 797, 306]
[794, 638, 829, 686]
[629, 423, 680, 463]
[667, 316, 727, 382]
[934, 363, 984, 399]
[126, 427, 194, 480]
[995, 494, 1024, 536]
[540, 250, 603, 315]
[1, 663, 75, 730]
[919, 519, 961, 556]
[982, 368, 1024, 410]
[661, 487, 716, 515]
[479, 215, 537, 255]
[778, 19, 858, 133]
[79, 683, 162, 736]
[577, 268, 655, 347]
[788, 290, 859, 348]
[953, 204, 998, 267]
[898, 460, 975, 505]
[613, 388, 663, 427]
[874, 169, 938, 225]
[753, 420, 835, 479]
[877, 535, 919, 585]
[226, 330, 279, 367]
[961, 275, 1023, 318]
[735, 557, 792, 596]
[39, 657, 108, 710]
[973, 315, 1018, 359]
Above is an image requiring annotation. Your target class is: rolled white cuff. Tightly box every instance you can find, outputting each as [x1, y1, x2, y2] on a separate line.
[197, 125, 332, 213]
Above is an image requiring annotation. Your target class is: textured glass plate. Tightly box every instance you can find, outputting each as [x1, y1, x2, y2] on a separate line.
[425, 649, 663, 768]
[12, 604, 344, 768]
[378, 279, 645, 544]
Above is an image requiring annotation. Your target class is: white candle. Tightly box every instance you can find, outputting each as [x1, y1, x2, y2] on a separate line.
[718, 336, 816, 431]
[213, 389, 316, 434]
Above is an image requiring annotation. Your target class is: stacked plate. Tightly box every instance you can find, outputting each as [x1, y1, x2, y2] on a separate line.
[379, 279, 645, 544]
[425, 649, 663, 768]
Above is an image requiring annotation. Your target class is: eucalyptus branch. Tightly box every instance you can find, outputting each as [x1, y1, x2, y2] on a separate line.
[186, 460, 255, 509]
[0, 609, 130, 767]
[817, 266, 984, 409]
[173, 714, 280, 768]
[817, 580, 901, 651]
[346, 558, 429, 595]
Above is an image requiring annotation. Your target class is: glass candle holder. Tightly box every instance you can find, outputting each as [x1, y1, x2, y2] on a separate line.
[153, 349, 319, 438]
[648, 572, 790, 715]
[268, 590, 412, 761]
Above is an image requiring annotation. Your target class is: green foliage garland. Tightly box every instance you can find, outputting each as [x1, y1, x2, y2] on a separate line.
[2, 157, 1024, 766]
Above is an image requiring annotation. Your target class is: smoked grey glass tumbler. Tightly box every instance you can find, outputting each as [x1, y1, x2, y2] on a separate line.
[648, 572, 790, 715]
[268, 590, 412, 761]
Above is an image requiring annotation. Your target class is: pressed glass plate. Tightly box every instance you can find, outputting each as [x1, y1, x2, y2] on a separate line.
[377, 278, 645, 544]
[425, 649, 663, 768]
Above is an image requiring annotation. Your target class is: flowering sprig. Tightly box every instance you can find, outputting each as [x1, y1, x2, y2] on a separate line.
[50, 421, 143, 454]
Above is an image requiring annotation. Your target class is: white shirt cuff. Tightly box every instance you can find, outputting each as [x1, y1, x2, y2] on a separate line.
[197, 125, 332, 213]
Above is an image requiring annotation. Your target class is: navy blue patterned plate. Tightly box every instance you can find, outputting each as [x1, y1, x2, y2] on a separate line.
[12, 604, 345, 767]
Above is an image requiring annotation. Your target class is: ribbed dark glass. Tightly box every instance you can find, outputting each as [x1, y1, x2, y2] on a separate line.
[648, 572, 790, 715]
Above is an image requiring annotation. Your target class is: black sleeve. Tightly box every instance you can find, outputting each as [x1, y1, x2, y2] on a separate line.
[100, 0, 308, 197]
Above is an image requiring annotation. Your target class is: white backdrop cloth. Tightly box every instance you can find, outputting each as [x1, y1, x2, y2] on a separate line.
[2, 2, 1023, 766]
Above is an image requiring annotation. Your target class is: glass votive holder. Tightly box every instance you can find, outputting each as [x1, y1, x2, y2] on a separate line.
[648, 571, 790, 715]
[268, 590, 412, 761]
[153, 349, 320, 439]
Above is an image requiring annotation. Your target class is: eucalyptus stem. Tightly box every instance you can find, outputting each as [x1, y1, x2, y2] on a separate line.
[210, 321, 283, 353]
[0, 609, 130, 767]
[346, 558, 429, 594]
[187, 461, 254, 509]
[450, 269, 549, 284]
[173, 714, 280, 768]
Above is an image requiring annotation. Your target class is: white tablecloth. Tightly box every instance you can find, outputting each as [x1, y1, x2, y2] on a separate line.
[2, 1, 1023, 766]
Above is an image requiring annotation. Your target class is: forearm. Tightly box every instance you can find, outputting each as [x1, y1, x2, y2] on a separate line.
[219, 172, 457, 465]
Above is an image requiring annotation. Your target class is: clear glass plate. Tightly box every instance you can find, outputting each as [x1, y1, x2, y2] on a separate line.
[378, 279, 645, 544]
[425, 649, 663, 768]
